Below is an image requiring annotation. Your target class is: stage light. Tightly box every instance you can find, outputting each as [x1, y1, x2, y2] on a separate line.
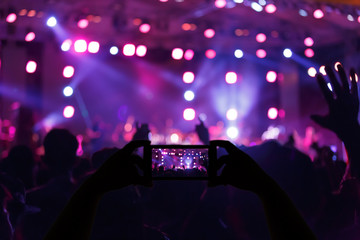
[28, 10, 36, 17]
[77, 19, 89, 29]
[183, 72, 195, 83]
[63, 86, 74, 97]
[183, 108, 196, 121]
[267, 107, 278, 119]
[226, 108, 238, 121]
[205, 49, 216, 59]
[256, 49, 266, 58]
[308, 67, 317, 77]
[88, 41, 100, 53]
[225, 72, 237, 84]
[347, 14, 354, 21]
[204, 29, 215, 38]
[234, 49, 244, 58]
[304, 37, 314, 47]
[313, 9, 324, 19]
[299, 9, 308, 17]
[63, 66, 75, 78]
[184, 49, 194, 60]
[110, 46, 119, 55]
[172, 48, 184, 60]
[358, 16, 360, 23]
[25, 32, 35, 42]
[184, 90, 195, 101]
[182, 23, 191, 31]
[283, 48, 292, 58]
[233, 0, 244, 3]
[19, 9, 27, 16]
[74, 40, 87, 53]
[266, 71, 277, 83]
[256, 33, 266, 43]
[139, 23, 151, 33]
[46, 16, 57, 27]
[26, 61, 37, 73]
[215, 0, 227, 8]
[265, 4, 276, 13]
[136, 45, 147, 57]
[6, 13, 17, 23]
[304, 48, 314, 58]
[123, 44, 136, 56]
[327, 83, 333, 92]
[170, 133, 180, 143]
[334, 62, 341, 71]
[319, 65, 326, 75]
[159, 0, 168, 2]
[226, 127, 239, 139]
[61, 39, 72, 52]
[251, 2, 263, 12]
[63, 106, 75, 118]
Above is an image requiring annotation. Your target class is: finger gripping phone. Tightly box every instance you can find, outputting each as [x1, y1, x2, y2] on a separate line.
[144, 145, 216, 180]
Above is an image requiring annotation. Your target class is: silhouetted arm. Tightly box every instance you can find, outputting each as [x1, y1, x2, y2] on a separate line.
[211, 140, 317, 240]
[44, 140, 151, 240]
[195, 119, 210, 145]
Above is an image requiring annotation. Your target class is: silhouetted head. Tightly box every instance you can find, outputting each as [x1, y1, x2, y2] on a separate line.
[43, 129, 78, 175]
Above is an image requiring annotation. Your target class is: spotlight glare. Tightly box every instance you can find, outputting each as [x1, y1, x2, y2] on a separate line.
[63, 86, 74, 97]
[226, 127, 239, 139]
[234, 49, 244, 58]
[63, 106, 75, 118]
[205, 49, 216, 59]
[26, 61, 37, 73]
[139, 23, 151, 33]
[63, 66, 75, 78]
[266, 71, 277, 83]
[184, 49, 194, 60]
[74, 40, 87, 53]
[256, 33, 267, 43]
[313, 9, 324, 19]
[204, 29, 215, 38]
[183, 108, 196, 121]
[308, 67, 317, 77]
[183, 72, 195, 84]
[110, 46, 119, 55]
[184, 90, 195, 101]
[225, 72, 237, 84]
[283, 48, 293, 58]
[172, 48, 184, 60]
[77, 19, 89, 29]
[61, 39, 72, 52]
[123, 44, 136, 56]
[256, 49, 267, 58]
[267, 107, 278, 120]
[304, 48, 314, 58]
[226, 108, 238, 121]
[46, 16, 57, 27]
[25, 32, 36, 42]
[265, 4, 277, 13]
[6, 13, 17, 23]
[88, 41, 100, 53]
[136, 45, 147, 57]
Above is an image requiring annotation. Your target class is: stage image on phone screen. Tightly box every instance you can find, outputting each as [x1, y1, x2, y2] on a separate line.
[151, 147, 209, 178]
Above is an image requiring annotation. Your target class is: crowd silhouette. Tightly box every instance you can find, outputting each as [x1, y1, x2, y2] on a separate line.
[0, 64, 359, 239]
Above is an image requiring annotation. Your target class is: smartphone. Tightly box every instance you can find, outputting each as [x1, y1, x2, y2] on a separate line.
[144, 145, 215, 180]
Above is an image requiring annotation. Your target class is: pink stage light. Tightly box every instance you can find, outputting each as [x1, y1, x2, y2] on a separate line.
[77, 19, 89, 29]
[266, 71, 277, 83]
[139, 23, 151, 33]
[319, 65, 326, 76]
[256, 49, 267, 58]
[304, 37, 314, 47]
[183, 108, 196, 121]
[26, 61, 37, 73]
[225, 72, 237, 84]
[136, 45, 147, 57]
[204, 29, 215, 38]
[265, 4, 277, 13]
[184, 49, 194, 60]
[304, 48, 314, 58]
[88, 41, 100, 53]
[358, 16, 360, 23]
[63, 66, 75, 78]
[25, 32, 36, 42]
[183, 72, 195, 83]
[172, 48, 184, 60]
[6, 13, 17, 23]
[205, 49, 216, 59]
[74, 40, 87, 53]
[215, 0, 226, 8]
[61, 39, 72, 52]
[256, 33, 266, 43]
[267, 107, 278, 120]
[63, 106, 75, 118]
[123, 44, 136, 56]
[313, 9, 324, 19]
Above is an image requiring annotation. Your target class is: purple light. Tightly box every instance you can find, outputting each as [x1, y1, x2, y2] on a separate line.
[183, 72, 195, 83]
[267, 107, 278, 120]
[304, 37, 314, 47]
[63, 66, 75, 78]
[256, 49, 267, 58]
[313, 9, 324, 19]
[74, 40, 87, 53]
[225, 72, 237, 84]
[304, 48, 314, 58]
[205, 49, 216, 59]
[266, 71, 277, 83]
[61, 39, 72, 52]
[183, 108, 196, 121]
[184, 49, 194, 60]
[88, 41, 100, 53]
[139, 23, 151, 33]
[204, 29, 215, 38]
[265, 4, 277, 13]
[6, 13, 17, 23]
[123, 44, 136, 56]
[136, 45, 147, 57]
[26, 61, 37, 73]
[25, 32, 36, 42]
[215, 0, 227, 8]
[256, 33, 266, 43]
[63, 106, 75, 118]
[77, 19, 89, 29]
[172, 48, 184, 60]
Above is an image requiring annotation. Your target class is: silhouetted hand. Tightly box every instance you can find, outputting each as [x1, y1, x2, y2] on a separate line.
[88, 140, 151, 194]
[132, 122, 150, 141]
[311, 64, 359, 141]
[195, 119, 210, 145]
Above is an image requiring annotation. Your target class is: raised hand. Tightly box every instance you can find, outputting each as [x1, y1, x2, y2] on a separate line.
[311, 64, 359, 141]
[132, 122, 150, 141]
[195, 119, 210, 145]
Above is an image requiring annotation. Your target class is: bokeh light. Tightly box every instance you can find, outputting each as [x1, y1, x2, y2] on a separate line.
[183, 72, 195, 84]
[234, 49, 244, 58]
[334, 62, 341, 71]
[265, 4, 277, 13]
[46, 16, 57, 27]
[123, 44, 136, 56]
[183, 108, 196, 121]
[63, 86, 74, 97]
[319, 65, 326, 75]
[251, 2, 263, 12]
[205, 49, 216, 59]
[172, 48, 184, 60]
[204, 29, 215, 38]
[226, 108, 238, 121]
[88, 41, 100, 53]
[304, 37, 314, 47]
[63, 66, 75, 78]
[25, 32, 36, 42]
[215, 0, 227, 8]
[6, 13, 17, 23]
[226, 127, 239, 139]
[110, 46, 119, 55]
[266, 71, 277, 83]
[74, 40, 87, 53]
[256, 33, 266, 43]
[184, 90, 195, 101]
[267, 107, 278, 119]
[308, 67, 317, 77]
[63, 106, 75, 118]
[283, 48, 293, 58]
[136, 45, 147, 57]
[304, 48, 314, 58]
[184, 49, 194, 60]
[139, 23, 151, 33]
[26, 61, 37, 73]
[77, 19, 89, 29]
[313, 9, 324, 19]
[256, 49, 267, 58]
[61, 39, 72, 52]
[225, 72, 237, 84]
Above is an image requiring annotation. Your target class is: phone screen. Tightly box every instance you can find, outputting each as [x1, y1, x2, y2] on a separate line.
[150, 145, 209, 179]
